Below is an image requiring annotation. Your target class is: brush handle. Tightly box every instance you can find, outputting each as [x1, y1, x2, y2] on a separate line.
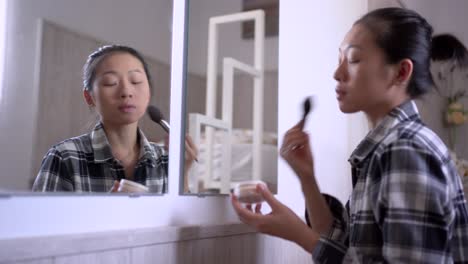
[159, 120, 170, 133]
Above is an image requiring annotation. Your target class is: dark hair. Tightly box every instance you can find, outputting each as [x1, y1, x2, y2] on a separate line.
[431, 34, 468, 67]
[355, 8, 434, 98]
[82, 45, 153, 91]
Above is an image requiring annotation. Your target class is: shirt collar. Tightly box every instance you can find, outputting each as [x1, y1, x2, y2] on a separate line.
[139, 130, 163, 165]
[91, 123, 160, 164]
[348, 100, 420, 166]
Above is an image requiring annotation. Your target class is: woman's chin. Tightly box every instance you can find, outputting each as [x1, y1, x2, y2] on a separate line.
[338, 102, 359, 114]
[108, 115, 142, 126]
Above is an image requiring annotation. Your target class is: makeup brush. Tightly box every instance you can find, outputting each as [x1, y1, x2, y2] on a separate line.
[147, 105, 170, 133]
[286, 96, 314, 152]
[300, 96, 313, 130]
[147, 105, 198, 162]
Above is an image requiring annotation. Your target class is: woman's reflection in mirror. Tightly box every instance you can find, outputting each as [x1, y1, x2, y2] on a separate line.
[32, 45, 171, 193]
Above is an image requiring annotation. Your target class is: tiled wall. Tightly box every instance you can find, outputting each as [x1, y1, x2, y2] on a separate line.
[0, 224, 313, 264]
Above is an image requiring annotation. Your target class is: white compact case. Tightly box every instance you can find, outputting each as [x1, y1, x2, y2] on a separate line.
[233, 180, 267, 204]
[118, 179, 149, 193]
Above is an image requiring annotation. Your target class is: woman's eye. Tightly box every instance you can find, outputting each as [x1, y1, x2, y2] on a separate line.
[101, 77, 118, 86]
[346, 52, 360, 63]
[132, 81, 143, 85]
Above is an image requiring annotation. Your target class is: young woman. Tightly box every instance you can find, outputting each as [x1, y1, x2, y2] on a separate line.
[232, 8, 468, 263]
[33, 45, 197, 193]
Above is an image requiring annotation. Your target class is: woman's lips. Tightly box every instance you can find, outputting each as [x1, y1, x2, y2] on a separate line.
[335, 88, 346, 101]
[118, 104, 136, 113]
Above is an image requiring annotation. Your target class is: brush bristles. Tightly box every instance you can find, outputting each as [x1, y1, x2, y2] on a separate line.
[147, 105, 163, 123]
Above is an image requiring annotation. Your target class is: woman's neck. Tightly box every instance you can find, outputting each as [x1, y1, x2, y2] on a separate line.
[104, 123, 138, 147]
[366, 96, 410, 129]
[101, 122, 140, 180]
[102, 122, 140, 161]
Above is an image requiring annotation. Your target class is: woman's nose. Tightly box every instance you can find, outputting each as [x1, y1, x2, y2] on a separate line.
[120, 81, 133, 98]
[333, 62, 345, 82]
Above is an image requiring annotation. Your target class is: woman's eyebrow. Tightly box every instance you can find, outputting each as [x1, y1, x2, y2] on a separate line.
[128, 69, 143, 74]
[339, 44, 362, 53]
[100, 70, 118, 76]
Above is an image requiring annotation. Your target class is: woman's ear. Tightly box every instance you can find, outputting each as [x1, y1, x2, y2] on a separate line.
[83, 90, 95, 106]
[395, 59, 413, 85]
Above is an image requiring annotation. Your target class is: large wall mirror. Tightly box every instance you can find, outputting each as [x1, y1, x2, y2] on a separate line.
[181, 0, 279, 195]
[0, 0, 174, 194]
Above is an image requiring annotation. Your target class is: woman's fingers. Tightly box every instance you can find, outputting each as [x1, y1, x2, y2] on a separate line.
[282, 131, 308, 147]
[165, 134, 198, 162]
[185, 135, 196, 149]
[255, 203, 262, 214]
[185, 135, 198, 162]
[284, 118, 307, 137]
[184, 143, 196, 158]
[109, 180, 120, 193]
[287, 119, 306, 131]
[163, 135, 169, 152]
[256, 184, 282, 211]
[281, 138, 307, 150]
[231, 194, 264, 225]
[281, 129, 310, 157]
[184, 145, 198, 162]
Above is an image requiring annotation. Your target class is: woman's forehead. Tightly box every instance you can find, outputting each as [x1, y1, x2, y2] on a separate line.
[340, 24, 374, 51]
[96, 52, 144, 73]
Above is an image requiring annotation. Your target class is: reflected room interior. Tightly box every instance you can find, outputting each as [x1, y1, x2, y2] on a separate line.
[181, 0, 279, 195]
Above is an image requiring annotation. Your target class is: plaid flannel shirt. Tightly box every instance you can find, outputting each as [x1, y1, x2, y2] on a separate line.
[311, 100, 468, 263]
[32, 123, 168, 193]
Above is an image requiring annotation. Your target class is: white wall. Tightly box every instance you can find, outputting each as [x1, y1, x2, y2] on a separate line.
[278, 0, 368, 208]
[0, 0, 173, 190]
[0, 0, 367, 240]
